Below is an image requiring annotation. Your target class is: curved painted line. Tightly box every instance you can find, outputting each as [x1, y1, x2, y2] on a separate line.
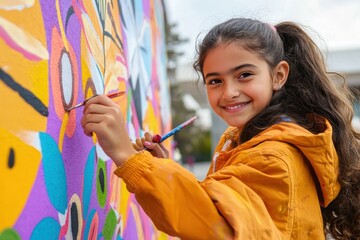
[65, 6, 75, 32]
[0, 69, 48, 116]
[0, 16, 48, 61]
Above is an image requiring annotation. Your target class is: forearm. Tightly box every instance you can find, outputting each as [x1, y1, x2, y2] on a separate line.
[114, 151, 233, 239]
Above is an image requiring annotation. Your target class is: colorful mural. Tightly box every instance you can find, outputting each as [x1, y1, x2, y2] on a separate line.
[0, 0, 172, 239]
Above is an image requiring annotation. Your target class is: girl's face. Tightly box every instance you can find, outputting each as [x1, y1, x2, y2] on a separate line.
[203, 42, 280, 130]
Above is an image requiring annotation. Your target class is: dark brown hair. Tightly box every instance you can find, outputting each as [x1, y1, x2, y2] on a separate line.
[194, 18, 360, 239]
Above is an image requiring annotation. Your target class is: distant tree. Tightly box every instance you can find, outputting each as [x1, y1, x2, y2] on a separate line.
[165, 18, 211, 163]
[170, 85, 211, 163]
[165, 22, 188, 82]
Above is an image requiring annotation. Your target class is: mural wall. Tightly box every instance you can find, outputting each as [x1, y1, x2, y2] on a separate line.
[0, 0, 173, 239]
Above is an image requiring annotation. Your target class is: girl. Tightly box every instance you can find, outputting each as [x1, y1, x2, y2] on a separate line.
[81, 18, 360, 239]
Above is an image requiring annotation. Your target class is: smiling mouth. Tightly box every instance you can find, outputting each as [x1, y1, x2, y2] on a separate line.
[223, 101, 250, 110]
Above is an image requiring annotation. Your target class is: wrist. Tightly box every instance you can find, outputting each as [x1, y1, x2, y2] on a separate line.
[112, 148, 137, 167]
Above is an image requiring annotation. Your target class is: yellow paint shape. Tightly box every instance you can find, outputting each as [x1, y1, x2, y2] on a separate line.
[81, 13, 104, 73]
[104, 56, 128, 93]
[143, 99, 160, 134]
[0, 0, 34, 9]
[0, 0, 46, 45]
[55, 0, 68, 51]
[80, 35, 92, 94]
[129, 202, 145, 240]
[0, 128, 41, 229]
[0, 75, 47, 132]
[58, 113, 69, 152]
[0, 16, 48, 60]
[119, 180, 130, 228]
[0, 0, 48, 133]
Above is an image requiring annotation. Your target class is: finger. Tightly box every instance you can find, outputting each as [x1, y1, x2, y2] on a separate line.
[141, 136, 149, 147]
[158, 143, 169, 158]
[135, 138, 144, 149]
[82, 113, 115, 137]
[83, 127, 93, 137]
[143, 141, 154, 150]
[132, 142, 143, 151]
[151, 144, 167, 158]
[144, 132, 153, 142]
[143, 141, 166, 158]
[83, 122, 99, 137]
[83, 102, 110, 117]
[81, 112, 105, 127]
[84, 94, 116, 111]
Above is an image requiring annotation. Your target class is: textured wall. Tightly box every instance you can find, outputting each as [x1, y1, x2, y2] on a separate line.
[0, 0, 172, 239]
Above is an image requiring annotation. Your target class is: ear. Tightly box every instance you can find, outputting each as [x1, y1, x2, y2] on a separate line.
[272, 61, 289, 91]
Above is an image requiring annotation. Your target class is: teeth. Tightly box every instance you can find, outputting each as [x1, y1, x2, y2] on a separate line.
[226, 105, 240, 110]
[225, 102, 247, 110]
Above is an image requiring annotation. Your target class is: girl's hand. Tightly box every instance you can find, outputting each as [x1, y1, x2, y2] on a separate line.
[81, 94, 136, 166]
[132, 132, 169, 158]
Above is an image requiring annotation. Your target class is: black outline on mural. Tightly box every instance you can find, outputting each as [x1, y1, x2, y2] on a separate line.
[0, 68, 49, 116]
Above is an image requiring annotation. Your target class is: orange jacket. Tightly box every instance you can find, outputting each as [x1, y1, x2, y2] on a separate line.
[115, 117, 340, 239]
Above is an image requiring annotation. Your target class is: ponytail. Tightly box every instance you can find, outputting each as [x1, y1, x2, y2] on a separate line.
[276, 22, 360, 239]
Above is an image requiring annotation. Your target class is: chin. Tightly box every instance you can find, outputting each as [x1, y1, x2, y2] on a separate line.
[224, 119, 245, 129]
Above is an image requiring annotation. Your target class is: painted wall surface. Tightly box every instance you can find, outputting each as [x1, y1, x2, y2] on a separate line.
[0, 0, 173, 239]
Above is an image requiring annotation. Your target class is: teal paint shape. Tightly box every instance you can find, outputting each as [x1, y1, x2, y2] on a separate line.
[30, 217, 60, 240]
[83, 209, 96, 240]
[83, 146, 96, 216]
[39, 132, 67, 214]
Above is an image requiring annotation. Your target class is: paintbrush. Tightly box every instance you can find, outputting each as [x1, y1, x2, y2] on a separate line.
[151, 116, 198, 143]
[66, 90, 126, 111]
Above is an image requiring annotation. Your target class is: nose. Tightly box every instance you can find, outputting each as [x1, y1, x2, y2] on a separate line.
[223, 80, 240, 100]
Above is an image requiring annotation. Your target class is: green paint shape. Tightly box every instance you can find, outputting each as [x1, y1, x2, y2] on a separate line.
[103, 209, 117, 240]
[0, 228, 21, 240]
[96, 158, 107, 208]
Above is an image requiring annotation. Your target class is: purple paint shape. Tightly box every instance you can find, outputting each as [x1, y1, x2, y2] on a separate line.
[14, 162, 59, 240]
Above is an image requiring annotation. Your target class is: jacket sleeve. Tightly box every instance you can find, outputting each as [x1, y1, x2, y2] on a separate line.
[114, 150, 287, 239]
[114, 151, 233, 239]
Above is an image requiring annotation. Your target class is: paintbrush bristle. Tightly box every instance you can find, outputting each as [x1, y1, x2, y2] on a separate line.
[66, 102, 84, 112]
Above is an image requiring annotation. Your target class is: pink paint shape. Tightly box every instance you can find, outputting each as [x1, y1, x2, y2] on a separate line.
[0, 26, 43, 61]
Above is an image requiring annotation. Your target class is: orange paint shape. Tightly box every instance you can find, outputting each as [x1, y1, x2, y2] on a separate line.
[50, 27, 78, 137]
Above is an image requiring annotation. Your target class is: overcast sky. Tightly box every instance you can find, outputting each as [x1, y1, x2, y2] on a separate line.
[165, 0, 360, 65]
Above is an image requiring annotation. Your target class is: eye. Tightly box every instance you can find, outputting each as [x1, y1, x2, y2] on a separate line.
[206, 78, 222, 85]
[237, 72, 252, 80]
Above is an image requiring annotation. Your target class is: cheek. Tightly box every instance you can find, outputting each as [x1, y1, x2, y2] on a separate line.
[254, 87, 273, 108]
[244, 80, 272, 106]
[206, 90, 218, 107]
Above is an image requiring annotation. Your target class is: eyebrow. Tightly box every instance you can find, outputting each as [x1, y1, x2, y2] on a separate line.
[204, 64, 257, 79]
